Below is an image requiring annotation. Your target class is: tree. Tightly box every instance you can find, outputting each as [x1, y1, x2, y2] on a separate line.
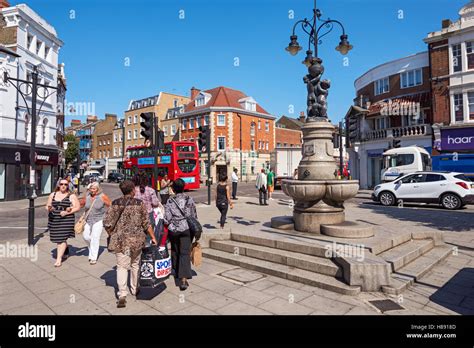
[65, 134, 79, 167]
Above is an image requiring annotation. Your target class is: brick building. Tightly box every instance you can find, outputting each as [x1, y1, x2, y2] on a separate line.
[425, 1, 474, 175]
[90, 114, 117, 175]
[275, 114, 304, 148]
[345, 52, 433, 188]
[179, 86, 276, 181]
[124, 92, 190, 150]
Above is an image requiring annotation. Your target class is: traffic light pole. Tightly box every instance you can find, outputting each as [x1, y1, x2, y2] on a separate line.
[207, 127, 211, 206]
[153, 115, 159, 192]
[339, 121, 343, 179]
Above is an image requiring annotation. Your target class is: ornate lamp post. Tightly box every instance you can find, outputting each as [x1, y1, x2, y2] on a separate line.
[276, 1, 371, 239]
[4, 64, 59, 246]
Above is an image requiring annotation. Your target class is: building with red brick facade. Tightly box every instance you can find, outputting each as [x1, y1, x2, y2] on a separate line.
[425, 1, 474, 175]
[179, 86, 276, 181]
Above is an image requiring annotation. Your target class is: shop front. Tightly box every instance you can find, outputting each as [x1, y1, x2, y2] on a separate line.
[0, 145, 59, 201]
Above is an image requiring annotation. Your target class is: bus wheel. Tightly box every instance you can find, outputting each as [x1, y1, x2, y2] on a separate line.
[379, 191, 396, 206]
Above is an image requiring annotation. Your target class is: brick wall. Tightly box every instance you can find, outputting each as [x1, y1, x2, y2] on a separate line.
[275, 127, 302, 147]
[0, 14, 16, 46]
[428, 40, 450, 125]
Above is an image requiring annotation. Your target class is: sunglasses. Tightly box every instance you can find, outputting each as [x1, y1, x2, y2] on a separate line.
[59, 183, 68, 186]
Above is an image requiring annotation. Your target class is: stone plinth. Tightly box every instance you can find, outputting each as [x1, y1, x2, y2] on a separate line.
[321, 221, 375, 239]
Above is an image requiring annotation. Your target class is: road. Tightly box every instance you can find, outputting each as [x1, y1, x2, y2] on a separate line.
[0, 182, 473, 243]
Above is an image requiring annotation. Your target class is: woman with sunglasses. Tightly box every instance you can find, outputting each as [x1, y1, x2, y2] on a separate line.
[46, 179, 80, 267]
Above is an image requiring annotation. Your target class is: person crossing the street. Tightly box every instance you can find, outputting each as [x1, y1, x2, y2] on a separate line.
[267, 168, 275, 201]
[231, 168, 239, 200]
[256, 169, 268, 206]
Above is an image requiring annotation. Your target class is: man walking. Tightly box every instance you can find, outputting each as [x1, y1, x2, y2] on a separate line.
[231, 168, 239, 200]
[267, 168, 275, 201]
[256, 169, 268, 206]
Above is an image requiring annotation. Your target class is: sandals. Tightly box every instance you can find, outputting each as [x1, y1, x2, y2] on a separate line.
[179, 280, 189, 291]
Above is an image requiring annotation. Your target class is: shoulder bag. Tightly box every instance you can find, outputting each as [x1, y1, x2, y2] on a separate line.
[170, 197, 202, 240]
[74, 194, 95, 234]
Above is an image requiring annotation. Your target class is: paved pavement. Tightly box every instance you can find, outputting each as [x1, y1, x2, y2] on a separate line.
[0, 183, 473, 315]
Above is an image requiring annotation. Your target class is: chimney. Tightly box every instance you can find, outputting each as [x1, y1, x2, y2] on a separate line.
[299, 111, 306, 122]
[190, 86, 201, 100]
[442, 19, 452, 29]
[0, 0, 10, 9]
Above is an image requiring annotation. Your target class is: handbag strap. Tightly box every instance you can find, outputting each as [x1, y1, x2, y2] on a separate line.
[110, 197, 131, 232]
[170, 197, 187, 219]
[82, 194, 97, 220]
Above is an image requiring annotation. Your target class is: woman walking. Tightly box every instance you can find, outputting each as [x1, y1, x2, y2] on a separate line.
[79, 182, 111, 265]
[216, 175, 233, 229]
[103, 180, 157, 308]
[159, 174, 171, 204]
[46, 179, 80, 267]
[164, 178, 198, 291]
[133, 172, 160, 213]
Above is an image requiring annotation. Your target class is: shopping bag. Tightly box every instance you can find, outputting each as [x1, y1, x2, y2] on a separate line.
[139, 244, 171, 288]
[191, 242, 202, 267]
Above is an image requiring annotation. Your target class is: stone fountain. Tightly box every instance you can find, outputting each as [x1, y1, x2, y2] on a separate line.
[273, 57, 373, 238]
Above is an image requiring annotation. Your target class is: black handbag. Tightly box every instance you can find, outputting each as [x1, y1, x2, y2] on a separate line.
[170, 197, 202, 241]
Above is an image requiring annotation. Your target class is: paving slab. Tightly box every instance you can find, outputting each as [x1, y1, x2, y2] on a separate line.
[186, 289, 236, 311]
[216, 301, 272, 315]
[226, 287, 275, 306]
[258, 297, 313, 315]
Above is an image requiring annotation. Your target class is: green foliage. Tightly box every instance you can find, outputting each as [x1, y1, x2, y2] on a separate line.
[65, 134, 79, 166]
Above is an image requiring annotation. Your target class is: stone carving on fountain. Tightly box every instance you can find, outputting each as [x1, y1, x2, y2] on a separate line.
[277, 58, 373, 238]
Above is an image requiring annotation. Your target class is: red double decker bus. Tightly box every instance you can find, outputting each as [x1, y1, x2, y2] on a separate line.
[123, 141, 200, 190]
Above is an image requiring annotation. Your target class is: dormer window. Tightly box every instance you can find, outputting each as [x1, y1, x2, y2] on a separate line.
[238, 97, 257, 112]
[194, 92, 211, 107]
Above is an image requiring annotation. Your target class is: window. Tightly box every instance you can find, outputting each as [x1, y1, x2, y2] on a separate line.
[163, 126, 168, 136]
[258, 141, 261, 150]
[400, 173, 424, 184]
[99, 151, 102, 158]
[265, 121, 269, 132]
[452, 44, 462, 72]
[258, 121, 261, 130]
[114, 148, 117, 157]
[217, 136, 226, 151]
[134, 115, 138, 124]
[119, 133, 123, 142]
[196, 117, 202, 128]
[469, 92, 474, 121]
[375, 77, 389, 96]
[27, 34, 33, 50]
[454, 93, 464, 122]
[467, 42, 474, 70]
[385, 154, 415, 168]
[217, 114, 226, 126]
[425, 174, 445, 182]
[250, 122, 256, 136]
[251, 140, 255, 151]
[44, 46, 50, 60]
[119, 147, 122, 156]
[36, 40, 42, 56]
[128, 116, 132, 125]
[266, 142, 269, 150]
[177, 159, 196, 173]
[400, 69, 422, 88]
[114, 134, 117, 142]
[134, 129, 138, 139]
[99, 140, 102, 146]
[140, 128, 144, 138]
[195, 97, 205, 107]
[127, 130, 132, 140]
[277, 143, 281, 147]
[174, 99, 178, 107]
[171, 124, 176, 135]
[189, 118, 194, 129]
[375, 117, 387, 130]
[182, 119, 188, 130]
[107, 151, 110, 158]
[204, 115, 209, 126]
[107, 140, 110, 145]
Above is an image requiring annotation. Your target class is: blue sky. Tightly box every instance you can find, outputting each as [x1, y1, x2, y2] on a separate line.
[17, 0, 468, 125]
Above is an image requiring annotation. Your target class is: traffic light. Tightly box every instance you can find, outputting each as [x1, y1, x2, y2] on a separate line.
[140, 112, 154, 145]
[198, 126, 209, 151]
[156, 130, 165, 150]
[346, 114, 358, 147]
[393, 139, 401, 148]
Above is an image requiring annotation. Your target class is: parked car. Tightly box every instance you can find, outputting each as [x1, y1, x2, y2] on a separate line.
[107, 172, 124, 183]
[372, 171, 474, 210]
[82, 173, 101, 185]
[83, 170, 104, 182]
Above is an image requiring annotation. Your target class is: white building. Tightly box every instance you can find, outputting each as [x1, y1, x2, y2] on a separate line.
[0, 3, 64, 200]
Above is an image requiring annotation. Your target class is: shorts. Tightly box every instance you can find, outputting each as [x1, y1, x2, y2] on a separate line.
[268, 185, 274, 193]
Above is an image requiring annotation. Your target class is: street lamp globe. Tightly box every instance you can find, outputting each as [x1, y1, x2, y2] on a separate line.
[335, 34, 353, 55]
[285, 35, 302, 56]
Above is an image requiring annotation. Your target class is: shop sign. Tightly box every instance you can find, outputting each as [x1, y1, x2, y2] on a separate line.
[440, 127, 474, 151]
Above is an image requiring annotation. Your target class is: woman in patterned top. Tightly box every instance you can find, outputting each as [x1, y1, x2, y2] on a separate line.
[164, 178, 198, 291]
[103, 180, 157, 308]
[133, 171, 160, 213]
[46, 179, 80, 267]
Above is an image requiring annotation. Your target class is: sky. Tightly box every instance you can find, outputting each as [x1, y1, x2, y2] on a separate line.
[14, 0, 469, 125]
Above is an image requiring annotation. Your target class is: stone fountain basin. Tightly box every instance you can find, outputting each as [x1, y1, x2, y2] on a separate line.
[281, 179, 359, 203]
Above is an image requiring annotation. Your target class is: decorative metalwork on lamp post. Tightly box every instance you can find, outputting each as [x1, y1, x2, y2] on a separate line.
[4, 64, 59, 246]
[285, 0, 353, 122]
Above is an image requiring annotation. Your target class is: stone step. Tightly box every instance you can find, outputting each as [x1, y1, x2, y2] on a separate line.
[394, 245, 452, 281]
[210, 240, 342, 278]
[202, 248, 361, 296]
[381, 274, 414, 295]
[230, 231, 330, 258]
[378, 239, 434, 272]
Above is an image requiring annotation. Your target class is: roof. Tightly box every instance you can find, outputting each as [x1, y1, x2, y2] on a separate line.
[276, 115, 304, 129]
[184, 86, 270, 115]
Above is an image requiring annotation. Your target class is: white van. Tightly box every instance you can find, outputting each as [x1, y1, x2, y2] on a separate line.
[381, 146, 431, 182]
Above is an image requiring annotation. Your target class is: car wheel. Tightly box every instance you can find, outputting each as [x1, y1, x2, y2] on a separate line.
[379, 191, 396, 206]
[441, 193, 462, 210]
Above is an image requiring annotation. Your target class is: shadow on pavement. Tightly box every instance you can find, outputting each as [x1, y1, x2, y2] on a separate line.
[425, 268, 474, 315]
[228, 216, 260, 226]
[359, 203, 474, 232]
[101, 268, 119, 299]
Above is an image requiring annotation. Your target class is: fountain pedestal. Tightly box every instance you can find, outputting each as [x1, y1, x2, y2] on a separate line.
[278, 120, 373, 238]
